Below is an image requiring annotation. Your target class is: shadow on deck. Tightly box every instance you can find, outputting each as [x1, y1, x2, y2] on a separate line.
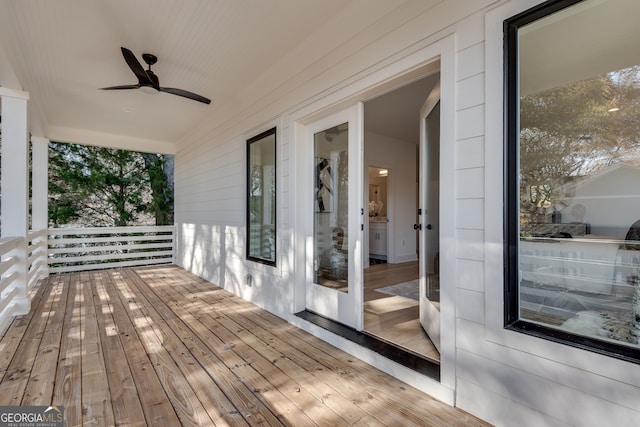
[0, 265, 489, 426]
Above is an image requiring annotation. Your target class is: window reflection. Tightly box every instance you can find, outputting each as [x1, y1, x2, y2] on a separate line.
[512, 0, 640, 353]
[247, 128, 276, 265]
[314, 123, 349, 292]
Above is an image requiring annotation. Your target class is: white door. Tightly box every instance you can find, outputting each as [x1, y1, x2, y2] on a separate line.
[419, 81, 441, 352]
[305, 103, 364, 330]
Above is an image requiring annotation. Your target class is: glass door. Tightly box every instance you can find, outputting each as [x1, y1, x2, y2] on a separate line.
[305, 103, 364, 330]
[419, 81, 441, 352]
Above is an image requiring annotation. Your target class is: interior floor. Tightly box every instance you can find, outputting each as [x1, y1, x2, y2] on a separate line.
[364, 261, 440, 363]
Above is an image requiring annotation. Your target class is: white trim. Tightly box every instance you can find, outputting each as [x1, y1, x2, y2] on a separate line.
[0, 92, 30, 315]
[48, 225, 175, 235]
[31, 137, 49, 232]
[291, 33, 457, 399]
[47, 126, 176, 155]
[0, 87, 29, 100]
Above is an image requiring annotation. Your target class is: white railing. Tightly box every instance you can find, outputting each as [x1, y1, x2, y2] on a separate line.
[28, 229, 48, 292]
[48, 225, 175, 273]
[0, 236, 23, 334]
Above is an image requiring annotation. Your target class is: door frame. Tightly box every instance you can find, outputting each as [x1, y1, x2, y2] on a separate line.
[291, 33, 456, 399]
[302, 103, 364, 330]
[365, 163, 393, 267]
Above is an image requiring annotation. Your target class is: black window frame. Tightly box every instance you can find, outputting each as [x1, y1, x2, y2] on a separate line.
[504, 0, 640, 364]
[246, 127, 277, 267]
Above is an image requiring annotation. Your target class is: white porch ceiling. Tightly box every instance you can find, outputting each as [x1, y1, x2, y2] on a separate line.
[0, 0, 416, 153]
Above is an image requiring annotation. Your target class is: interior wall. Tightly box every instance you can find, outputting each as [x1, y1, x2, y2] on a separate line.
[365, 130, 417, 263]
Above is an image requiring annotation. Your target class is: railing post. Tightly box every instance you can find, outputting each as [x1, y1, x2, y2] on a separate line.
[0, 88, 30, 314]
[172, 224, 177, 264]
[31, 136, 50, 278]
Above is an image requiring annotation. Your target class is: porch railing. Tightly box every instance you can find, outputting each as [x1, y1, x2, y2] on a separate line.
[0, 229, 51, 333]
[48, 225, 175, 273]
[28, 229, 48, 292]
[0, 236, 22, 333]
[1, 225, 175, 334]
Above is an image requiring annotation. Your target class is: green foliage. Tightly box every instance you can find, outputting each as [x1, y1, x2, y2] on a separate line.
[520, 66, 640, 224]
[141, 153, 174, 225]
[48, 142, 174, 227]
[521, 66, 640, 181]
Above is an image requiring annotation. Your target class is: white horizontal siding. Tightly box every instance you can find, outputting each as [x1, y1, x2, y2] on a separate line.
[456, 167, 485, 199]
[456, 258, 485, 292]
[456, 136, 484, 170]
[457, 378, 570, 427]
[458, 347, 640, 426]
[457, 42, 485, 82]
[174, 0, 640, 425]
[457, 73, 485, 110]
[456, 289, 485, 324]
[456, 198, 485, 230]
[456, 104, 485, 141]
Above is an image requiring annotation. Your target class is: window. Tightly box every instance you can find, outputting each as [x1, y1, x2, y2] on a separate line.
[505, 0, 640, 362]
[246, 127, 276, 266]
[313, 123, 349, 291]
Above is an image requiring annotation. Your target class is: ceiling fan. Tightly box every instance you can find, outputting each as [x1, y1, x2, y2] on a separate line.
[101, 47, 211, 104]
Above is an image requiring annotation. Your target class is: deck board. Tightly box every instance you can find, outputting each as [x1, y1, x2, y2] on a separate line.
[54, 273, 82, 425]
[0, 265, 490, 426]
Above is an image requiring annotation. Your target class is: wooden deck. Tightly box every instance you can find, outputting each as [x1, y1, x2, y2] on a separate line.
[0, 265, 489, 426]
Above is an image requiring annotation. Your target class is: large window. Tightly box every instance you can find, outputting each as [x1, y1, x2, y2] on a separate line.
[247, 127, 276, 266]
[505, 0, 640, 362]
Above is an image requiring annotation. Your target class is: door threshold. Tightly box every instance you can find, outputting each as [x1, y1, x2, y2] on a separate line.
[362, 329, 440, 365]
[295, 310, 440, 380]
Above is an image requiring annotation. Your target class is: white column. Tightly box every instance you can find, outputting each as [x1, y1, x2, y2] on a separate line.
[31, 137, 49, 230]
[1, 87, 30, 314]
[31, 136, 49, 279]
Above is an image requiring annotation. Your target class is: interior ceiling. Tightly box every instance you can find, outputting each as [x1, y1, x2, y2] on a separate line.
[520, 0, 640, 96]
[0, 0, 416, 152]
[364, 73, 439, 144]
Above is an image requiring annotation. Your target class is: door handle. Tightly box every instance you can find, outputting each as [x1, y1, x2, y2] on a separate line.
[413, 224, 422, 230]
[426, 224, 433, 230]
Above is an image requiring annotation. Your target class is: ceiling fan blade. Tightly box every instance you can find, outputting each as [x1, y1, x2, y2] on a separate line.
[120, 47, 153, 86]
[100, 84, 140, 90]
[160, 87, 211, 104]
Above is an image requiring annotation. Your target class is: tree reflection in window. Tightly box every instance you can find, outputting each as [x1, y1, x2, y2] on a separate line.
[246, 127, 276, 266]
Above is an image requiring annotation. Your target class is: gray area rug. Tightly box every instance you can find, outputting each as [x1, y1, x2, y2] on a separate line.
[376, 279, 419, 300]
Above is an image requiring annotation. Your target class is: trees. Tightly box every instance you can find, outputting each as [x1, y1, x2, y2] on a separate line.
[141, 153, 174, 226]
[521, 68, 640, 176]
[48, 142, 174, 227]
[519, 66, 640, 223]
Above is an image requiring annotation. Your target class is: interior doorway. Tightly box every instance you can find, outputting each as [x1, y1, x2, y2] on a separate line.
[362, 73, 441, 363]
[368, 166, 388, 265]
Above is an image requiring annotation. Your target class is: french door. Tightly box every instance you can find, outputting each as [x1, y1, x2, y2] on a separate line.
[419, 81, 441, 352]
[305, 103, 364, 330]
